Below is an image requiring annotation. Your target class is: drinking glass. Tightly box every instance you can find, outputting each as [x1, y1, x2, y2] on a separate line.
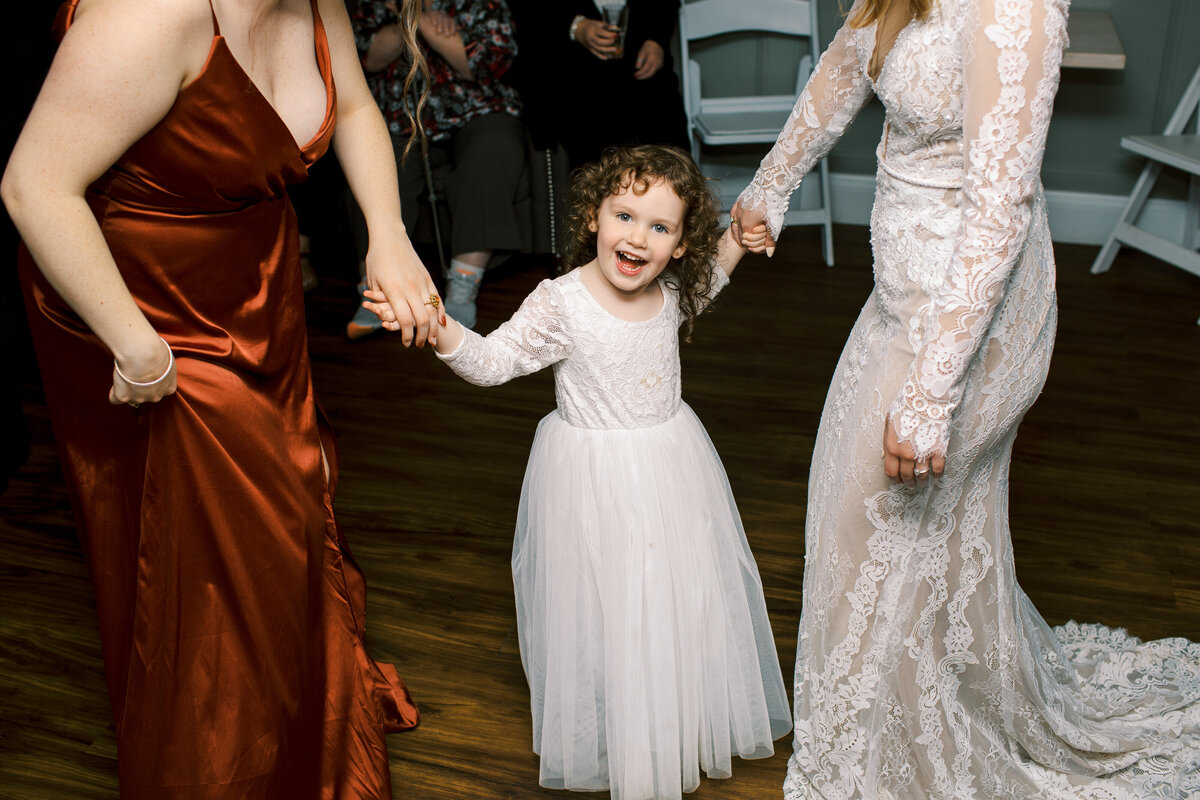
[600, 3, 629, 59]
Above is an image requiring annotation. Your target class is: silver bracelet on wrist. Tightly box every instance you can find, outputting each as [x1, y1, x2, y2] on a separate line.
[568, 14, 585, 42]
[114, 337, 174, 387]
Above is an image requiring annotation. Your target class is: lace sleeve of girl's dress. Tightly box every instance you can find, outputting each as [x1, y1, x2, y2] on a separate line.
[436, 278, 572, 386]
[705, 260, 731, 307]
[888, 0, 1068, 460]
[736, 8, 875, 240]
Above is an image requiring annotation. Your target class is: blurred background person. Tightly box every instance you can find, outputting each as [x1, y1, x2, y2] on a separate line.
[349, 0, 524, 333]
[507, 0, 689, 170]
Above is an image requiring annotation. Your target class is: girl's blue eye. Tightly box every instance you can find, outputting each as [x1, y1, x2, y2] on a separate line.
[653, 224, 669, 234]
[617, 212, 631, 222]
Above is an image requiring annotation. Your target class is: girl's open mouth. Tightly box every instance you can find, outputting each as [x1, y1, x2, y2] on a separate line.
[616, 251, 647, 276]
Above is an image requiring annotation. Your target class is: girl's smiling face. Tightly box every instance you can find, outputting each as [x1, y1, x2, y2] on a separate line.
[588, 177, 688, 298]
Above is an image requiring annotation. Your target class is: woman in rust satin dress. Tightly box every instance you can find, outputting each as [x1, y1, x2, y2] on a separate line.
[1, 0, 439, 796]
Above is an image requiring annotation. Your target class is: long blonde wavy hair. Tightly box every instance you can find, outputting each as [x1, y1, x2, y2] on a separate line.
[391, 0, 430, 161]
[846, 0, 933, 28]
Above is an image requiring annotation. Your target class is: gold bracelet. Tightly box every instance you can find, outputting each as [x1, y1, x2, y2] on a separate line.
[114, 337, 174, 387]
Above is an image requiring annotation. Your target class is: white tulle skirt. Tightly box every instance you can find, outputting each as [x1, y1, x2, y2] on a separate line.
[512, 403, 792, 800]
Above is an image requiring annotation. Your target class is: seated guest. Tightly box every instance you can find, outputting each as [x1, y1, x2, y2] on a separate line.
[350, 0, 525, 332]
[507, 0, 689, 169]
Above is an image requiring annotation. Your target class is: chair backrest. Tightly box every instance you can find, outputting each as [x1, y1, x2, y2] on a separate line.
[1162, 60, 1200, 136]
[680, 0, 814, 41]
[678, 0, 821, 127]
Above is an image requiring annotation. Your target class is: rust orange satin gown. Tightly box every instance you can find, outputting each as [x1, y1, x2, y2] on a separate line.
[17, 2, 419, 797]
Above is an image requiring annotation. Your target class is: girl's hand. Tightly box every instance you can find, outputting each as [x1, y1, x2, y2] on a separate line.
[883, 417, 945, 487]
[735, 220, 769, 253]
[633, 40, 664, 79]
[109, 336, 178, 409]
[364, 239, 443, 348]
[362, 289, 446, 336]
[364, 288, 457, 352]
[729, 200, 777, 257]
[576, 18, 619, 60]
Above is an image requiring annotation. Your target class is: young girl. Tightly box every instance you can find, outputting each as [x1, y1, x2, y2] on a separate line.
[370, 145, 792, 799]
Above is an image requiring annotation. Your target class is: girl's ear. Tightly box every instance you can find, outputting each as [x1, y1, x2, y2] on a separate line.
[672, 241, 688, 260]
[587, 207, 598, 234]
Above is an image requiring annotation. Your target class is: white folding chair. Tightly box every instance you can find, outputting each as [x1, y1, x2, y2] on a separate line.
[679, 0, 833, 264]
[1091, 62, 1200, 324]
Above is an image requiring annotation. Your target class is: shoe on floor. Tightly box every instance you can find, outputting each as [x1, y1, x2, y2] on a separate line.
[444, 265, 483, 330]
[346, 281, 383, 340]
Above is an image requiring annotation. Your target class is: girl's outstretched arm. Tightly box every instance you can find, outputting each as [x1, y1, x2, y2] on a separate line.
[714, 222, 769, 277]
[365, 280, 573, 387]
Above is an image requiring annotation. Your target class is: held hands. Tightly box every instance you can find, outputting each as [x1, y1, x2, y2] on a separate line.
[633, 41, 664, 79]
[883, 416, 945, 487]
[729, 201, 777, 258]
[364, 238, 443, 348]
[110, 336, 177, 409]
[733, 219, 770, 253]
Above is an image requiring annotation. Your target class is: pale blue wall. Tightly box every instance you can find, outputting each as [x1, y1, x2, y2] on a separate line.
[683, 0, 1200, 197]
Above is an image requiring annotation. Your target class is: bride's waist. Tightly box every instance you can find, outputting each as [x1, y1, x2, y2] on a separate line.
[876, 140, 964, 190]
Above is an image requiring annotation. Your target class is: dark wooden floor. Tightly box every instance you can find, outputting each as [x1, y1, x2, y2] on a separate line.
[2, 225, 1198, 799]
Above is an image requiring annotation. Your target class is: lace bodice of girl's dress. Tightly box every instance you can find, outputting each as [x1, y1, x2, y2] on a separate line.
[439, 266, 728, 429]
[739, 0, 1067, 461]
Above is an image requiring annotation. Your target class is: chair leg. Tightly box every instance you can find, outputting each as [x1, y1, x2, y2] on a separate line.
[1185, 174, 1200, 251]
[1091, 161, 1162, 275]
[418, 138, 448, 273]
[819, 159, 834, 266]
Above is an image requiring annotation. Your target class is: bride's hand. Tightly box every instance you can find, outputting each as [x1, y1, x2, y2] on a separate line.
[883, 417, 945, 487]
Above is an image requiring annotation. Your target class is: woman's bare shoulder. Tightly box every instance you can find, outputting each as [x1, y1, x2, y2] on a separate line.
[65, 0, 216, 85]
[71, 0, 213, 41]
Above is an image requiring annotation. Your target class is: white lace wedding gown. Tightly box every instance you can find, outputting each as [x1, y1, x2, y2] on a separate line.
[437, 266, 793, 800]
[736, 0, 1200, 797]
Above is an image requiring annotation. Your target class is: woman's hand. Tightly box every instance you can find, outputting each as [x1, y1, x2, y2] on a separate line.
[109, 336, 178, 409]
[364, 236, 443, 348]
[576, 18, 619, 60]
[729, 201, 777, 257]
[632, 40, 664, 79]
[883, 417, 945, 487]
[419, 7, 457, 38]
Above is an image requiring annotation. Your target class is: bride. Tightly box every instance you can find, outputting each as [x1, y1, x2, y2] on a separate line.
[732, 0, 1200, 797]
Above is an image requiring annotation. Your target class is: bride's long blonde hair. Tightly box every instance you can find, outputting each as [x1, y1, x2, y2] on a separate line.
[846, 0, 933, 28]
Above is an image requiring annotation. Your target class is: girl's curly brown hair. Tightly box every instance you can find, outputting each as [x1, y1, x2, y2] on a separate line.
[563, 145, 721, 341]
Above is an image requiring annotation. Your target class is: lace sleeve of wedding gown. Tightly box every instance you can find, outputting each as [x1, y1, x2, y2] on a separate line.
[436, 279, 572, 386]
[736, 9, 875, 239]
[888, 0, 1068, 460]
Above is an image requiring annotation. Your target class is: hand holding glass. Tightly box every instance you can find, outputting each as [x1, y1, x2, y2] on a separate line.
[600, 4, 628, 59]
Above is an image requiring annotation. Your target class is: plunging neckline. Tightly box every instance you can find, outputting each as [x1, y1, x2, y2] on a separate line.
[867, 4, 918, 86]
[207, 0, 335, 154]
